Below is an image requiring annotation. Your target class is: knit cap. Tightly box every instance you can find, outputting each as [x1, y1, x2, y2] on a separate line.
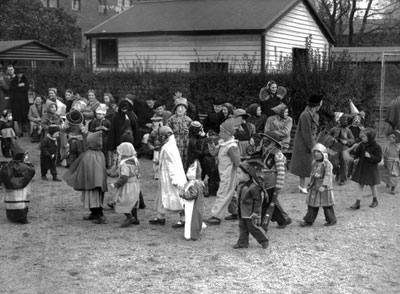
[48, 125, 60, 136]
[219, 121, 235, 136]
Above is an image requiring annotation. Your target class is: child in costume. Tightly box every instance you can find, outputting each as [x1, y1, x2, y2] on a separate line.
[167, 96, 192, 166]
[328, 115, 355, 185]
[63, 131, 108, 224]
[89, 104, 111, 168]
[181, 160, 205, 240]
[0, 109, 16, 158]
[110, 142, 141, 227]
[65, 109, 86, 167]
[0, 148, 35, 224]
[147, 116, 163, 180]
[246, 131, 292, 230]
[348, 127, 382, 209]
[233, 161, 269, 249]
[299, 143, 337, 227]
[40, 125, 62, 181]
[206, 120, 240, 225]
[380, 130, 400, 194]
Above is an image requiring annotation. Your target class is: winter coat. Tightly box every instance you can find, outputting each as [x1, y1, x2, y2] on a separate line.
[351, 137, 382, 186]
[107, 98, 140, 151]
[0, 73, 10, 113]
[385, 97, 400, 130]
[203, 110, 224, 134]
[264, 114, 293, 149]
[9, 75, 29, 122]
[158, 135, 187, 211]
[237, 180, 263, 219]
[290, 106, 319, 178]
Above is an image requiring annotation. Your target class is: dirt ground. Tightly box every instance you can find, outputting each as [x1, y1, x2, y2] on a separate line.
[0, 135, 399, 294]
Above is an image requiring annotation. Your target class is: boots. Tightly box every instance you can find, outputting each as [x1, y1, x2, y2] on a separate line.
[369, 198, 378, 208]
[350, 199, 361, 210]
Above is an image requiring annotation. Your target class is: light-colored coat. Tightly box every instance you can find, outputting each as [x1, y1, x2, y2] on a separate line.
[290, 106, 319, 178]
[157, 135, 187, 211]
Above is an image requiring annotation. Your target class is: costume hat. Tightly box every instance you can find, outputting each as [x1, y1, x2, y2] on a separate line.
[66, 109, 84, 125]
[48, 125, 60, 136]
[349, 99, 360, 114]
[233, 108, 250, 119]
[260, 131, 282, 147]
[95, 103, 107, 114]
[219, 121, 235, 136]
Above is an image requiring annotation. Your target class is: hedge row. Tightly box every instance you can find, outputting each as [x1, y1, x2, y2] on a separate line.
[29, 57, 379, 127]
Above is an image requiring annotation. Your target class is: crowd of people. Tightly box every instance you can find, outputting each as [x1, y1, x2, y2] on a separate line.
[0, 73, 399, 250]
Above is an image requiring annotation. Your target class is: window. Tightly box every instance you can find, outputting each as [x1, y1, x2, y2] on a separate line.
[118, 0, 133, 7]
[98, 0, 108, 15]
[44, 0, 59, 8]
[292, 48, 309, 72]
[72, 0, 81, 11]
[190, 62, 228, 73]
[96, 39, 118, 67]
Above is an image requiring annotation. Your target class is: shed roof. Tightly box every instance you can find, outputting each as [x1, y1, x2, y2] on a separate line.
[85, 0, 334, 42]
[332, 47, 400, 62]
[0, 40, 68, 61]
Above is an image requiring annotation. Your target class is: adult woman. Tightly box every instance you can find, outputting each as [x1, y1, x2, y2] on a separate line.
[259, 80, 281, 117]
[221, 103, 234, 122]
[264, 104, 293, 151]
[246, 103, 267, 133]
[289, 95, 323, 194]
[46, 88, 66, 116]
[9, 68, 30, 136]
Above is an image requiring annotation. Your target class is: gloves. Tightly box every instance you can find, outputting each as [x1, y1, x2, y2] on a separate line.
[250, 213, 261, 226]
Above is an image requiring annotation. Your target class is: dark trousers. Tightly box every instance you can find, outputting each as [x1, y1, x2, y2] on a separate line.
[90, 207, 104, 217]
[237, 217, 268, 247]
[303, 206, 336, 224]
[201, 155, 220, 195]
[261, 188, 291, 227]
[40, 156, 57, 177]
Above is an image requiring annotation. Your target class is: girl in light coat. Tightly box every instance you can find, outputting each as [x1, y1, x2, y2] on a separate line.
[149, 126, 187, 227]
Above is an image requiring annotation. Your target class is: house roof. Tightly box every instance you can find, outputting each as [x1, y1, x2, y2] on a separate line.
[85, 0, 334, 43]
[0, 40, 68, 61]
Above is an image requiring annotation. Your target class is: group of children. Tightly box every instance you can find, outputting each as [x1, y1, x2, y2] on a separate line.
[1, 88, 400, 251]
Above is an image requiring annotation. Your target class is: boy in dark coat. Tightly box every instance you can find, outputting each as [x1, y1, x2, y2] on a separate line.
[233, 161, 269, 249]
[348, 127, 382, 209]
[40, 125, 62, 181]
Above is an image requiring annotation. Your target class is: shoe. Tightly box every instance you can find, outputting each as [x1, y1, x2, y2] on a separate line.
[83, 214, 99, 221]
[53, 177, 62, 182]
[149, 218, 166, 225]
[261, 240, 269, 249]
[298, 186, 308, 194]
[41, 176, 48, 181]
[131, 218, 140, 225]
[107, 202, 115, 209]
[121, 218, 134, 227]
[92, 215, 107, 224]
[171, 221, 185, 228]
[349, 203, 360, 210]
[224, 214, 238, 221]
[277, 218, 292, 229]
[390, 187, 396, 195]
[369, 200, 378, 208]
[324, 221, 337, 226]
[299, 221, 312, 227]
[233, 243, 249, 249]
[339, 181, 346, 186]
[206, 217, 221, 225]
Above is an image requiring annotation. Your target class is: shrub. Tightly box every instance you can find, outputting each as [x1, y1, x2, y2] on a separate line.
[30, 53, 379, 128]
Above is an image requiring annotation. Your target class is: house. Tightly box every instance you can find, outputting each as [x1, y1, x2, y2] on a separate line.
[84, 0, 334, 72]
[40, 0, 134, 46]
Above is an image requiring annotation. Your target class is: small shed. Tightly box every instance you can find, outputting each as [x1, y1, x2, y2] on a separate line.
[0, 40, 68, 68]
[85, 0, 334, 73]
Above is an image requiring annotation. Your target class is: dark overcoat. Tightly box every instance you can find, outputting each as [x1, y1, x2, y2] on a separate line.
[9, 75, 29, 122]
[351, 137, 382, 186]
[290, 106, 319, 178]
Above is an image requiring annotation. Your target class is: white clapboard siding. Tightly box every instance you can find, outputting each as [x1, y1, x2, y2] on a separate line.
[264, 2, 330, 72]
[92, 34, 261, 72]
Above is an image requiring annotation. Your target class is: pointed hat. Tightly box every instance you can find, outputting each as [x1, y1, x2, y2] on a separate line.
[349, 100, 360, 114]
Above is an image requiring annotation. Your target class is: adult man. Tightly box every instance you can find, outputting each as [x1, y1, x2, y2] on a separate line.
[153, 101, 172, 125]
[149, 126, 187, 227]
